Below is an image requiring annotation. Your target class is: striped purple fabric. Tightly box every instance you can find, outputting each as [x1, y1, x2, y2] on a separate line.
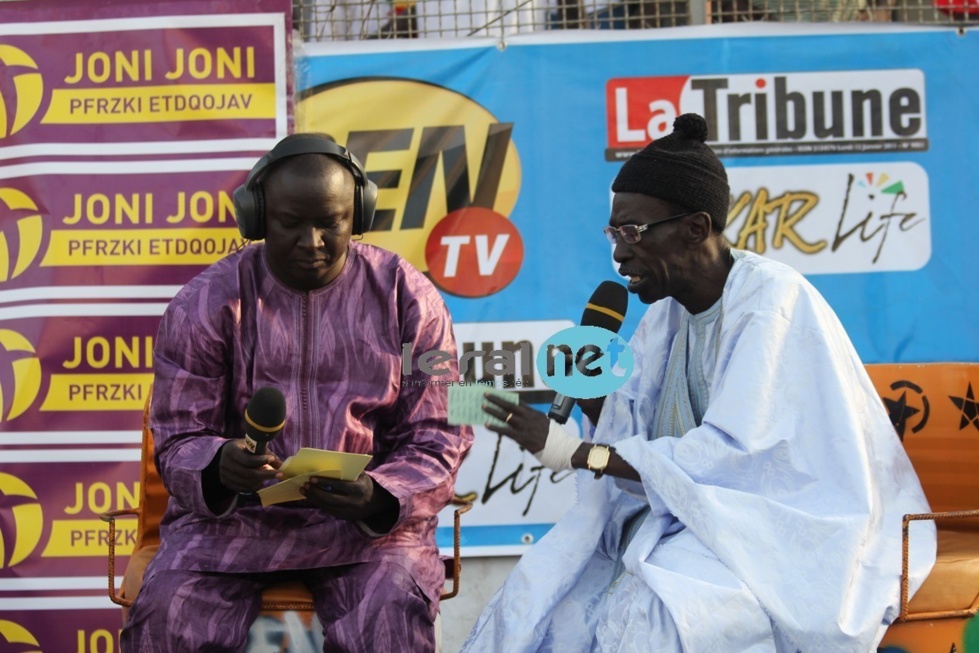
[123, 563, 438, 651]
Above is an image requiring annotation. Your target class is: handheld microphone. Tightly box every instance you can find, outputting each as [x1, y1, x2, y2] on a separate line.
[243, 387, 286, 455]
[548, 281, 629, 424]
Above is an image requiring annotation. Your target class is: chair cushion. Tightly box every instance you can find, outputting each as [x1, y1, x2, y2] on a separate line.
[262, 580, 315, 608]
[907, 527, 979, 613]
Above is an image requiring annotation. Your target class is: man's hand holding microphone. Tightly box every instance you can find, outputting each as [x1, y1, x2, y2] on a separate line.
[482, 281, 634, 479]
[218, 386, 286, 494]
[211, 386, 397, 529]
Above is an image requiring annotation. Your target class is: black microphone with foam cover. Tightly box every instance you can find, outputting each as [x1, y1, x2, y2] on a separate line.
[243, 387, 286, 455]
[548, 281, 629, 424]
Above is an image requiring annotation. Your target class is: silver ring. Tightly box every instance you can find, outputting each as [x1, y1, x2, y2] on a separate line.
[505, 413, 514, 424]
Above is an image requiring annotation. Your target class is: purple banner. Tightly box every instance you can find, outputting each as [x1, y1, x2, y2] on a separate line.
[0, 314, 161, 432]
[0, 607, 127, 652]
[0, 606, 324, 652]
[0, 20, 284, 149]
[0, 165, 250, 291]
[0, 0, 292, 639]
[0, 461, 138, 580]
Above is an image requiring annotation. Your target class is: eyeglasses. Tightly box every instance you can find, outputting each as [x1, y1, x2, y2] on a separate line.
[603, 211, 696, 245]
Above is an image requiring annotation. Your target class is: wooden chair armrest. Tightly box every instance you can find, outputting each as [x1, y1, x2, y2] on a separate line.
[100, 508, 141, 608]
[899, 509, 979, 621]
[441, 501, 473, 601]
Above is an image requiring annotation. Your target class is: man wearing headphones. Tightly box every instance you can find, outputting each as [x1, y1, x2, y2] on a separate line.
[122, 133, 473, 652]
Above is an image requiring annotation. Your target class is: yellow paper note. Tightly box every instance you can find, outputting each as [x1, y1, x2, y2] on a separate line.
[258, 448, 372, 506]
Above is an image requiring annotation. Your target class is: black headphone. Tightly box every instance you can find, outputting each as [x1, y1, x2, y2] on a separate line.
[233, 134, 378, 240]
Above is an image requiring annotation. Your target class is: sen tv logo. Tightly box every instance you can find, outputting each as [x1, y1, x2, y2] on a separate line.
[298, 78, 523, 298]
[605, 70, 928, 160]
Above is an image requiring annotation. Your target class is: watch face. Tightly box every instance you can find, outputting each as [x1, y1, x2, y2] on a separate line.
[588, 446, 611, 470]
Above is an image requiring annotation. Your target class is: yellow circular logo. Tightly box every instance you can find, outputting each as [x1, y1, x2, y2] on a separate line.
[0, 473, 43, 569]
[0, 46, 44, 138]
[0, 188, 44, 282]
[297, 78, 522, 276]
[0, 619, 41, 652]
[0, 329, 42, 423]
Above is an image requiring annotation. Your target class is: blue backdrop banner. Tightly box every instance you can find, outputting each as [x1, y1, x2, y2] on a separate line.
[295, 24, 979, 553]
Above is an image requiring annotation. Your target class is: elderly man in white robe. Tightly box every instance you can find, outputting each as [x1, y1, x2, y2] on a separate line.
[464, 113, 936, 653]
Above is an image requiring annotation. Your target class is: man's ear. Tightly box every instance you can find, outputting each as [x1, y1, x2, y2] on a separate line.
[684, 211, 712, 247]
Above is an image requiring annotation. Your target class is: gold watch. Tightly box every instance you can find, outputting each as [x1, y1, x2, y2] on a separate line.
[586, 444, 615, 479]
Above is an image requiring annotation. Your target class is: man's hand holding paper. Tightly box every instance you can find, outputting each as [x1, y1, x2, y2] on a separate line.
[257, 447, 371, 506]
[301, 473, 400, 532]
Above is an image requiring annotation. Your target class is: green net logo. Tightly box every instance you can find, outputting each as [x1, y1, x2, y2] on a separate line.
[0, 329, 42, 422]
[0, 188, 45, 282]
[0, 45, 44, 138]
[0, 473, 43, 569]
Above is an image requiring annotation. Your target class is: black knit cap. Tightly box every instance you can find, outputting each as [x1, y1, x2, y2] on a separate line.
[611, 113, 730, 231]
